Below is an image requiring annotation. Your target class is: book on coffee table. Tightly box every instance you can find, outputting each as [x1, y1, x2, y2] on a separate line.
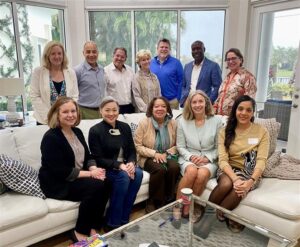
[69, 234, 108, 247]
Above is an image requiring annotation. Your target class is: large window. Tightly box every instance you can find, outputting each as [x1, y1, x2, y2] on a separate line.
[0, 2, 18, 78]
[180, 10, 225, 66]
[0, 1, 65, 111]
[255, 8, 300, 141]
[265, 9, 300, 101]
[88, 9, 225, 69]
[89, 11, 131, 65]
[135, 11, 178, 58]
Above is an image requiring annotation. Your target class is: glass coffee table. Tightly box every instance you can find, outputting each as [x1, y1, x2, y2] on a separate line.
[102, 196, 297, 247]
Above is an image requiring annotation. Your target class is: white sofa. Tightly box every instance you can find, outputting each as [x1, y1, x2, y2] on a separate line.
[0, 112, 299, 247]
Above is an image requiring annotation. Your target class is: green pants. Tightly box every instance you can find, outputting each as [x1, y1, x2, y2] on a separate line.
[79, 105, 101, 119]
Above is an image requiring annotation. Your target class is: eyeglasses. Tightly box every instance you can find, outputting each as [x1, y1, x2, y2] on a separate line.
[225, 57, 238, 62]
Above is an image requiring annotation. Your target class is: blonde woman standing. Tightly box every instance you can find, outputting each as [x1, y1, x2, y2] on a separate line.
[30, 41, 78, 124]
[133, 49, 161, 112]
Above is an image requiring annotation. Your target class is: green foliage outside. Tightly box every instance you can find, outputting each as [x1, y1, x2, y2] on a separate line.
[269, 46, 298, 100]
[89, 11, 185, 67]
[271, 46, 298, 71]
[0, 3, 61, 112]
[276, 69, 293, 77]
[0, 3, 34, 111]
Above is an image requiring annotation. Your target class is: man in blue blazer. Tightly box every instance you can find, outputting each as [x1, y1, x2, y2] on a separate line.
[180, 40, 222, 107]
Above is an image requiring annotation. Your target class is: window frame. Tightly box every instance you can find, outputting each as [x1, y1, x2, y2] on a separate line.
[86, 8, 227, 70]
[0, 1, 67, 112]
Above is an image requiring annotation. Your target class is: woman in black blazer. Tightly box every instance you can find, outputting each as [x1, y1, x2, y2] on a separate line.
[39, 97, 109, 242]
[88, 96, 143, 231]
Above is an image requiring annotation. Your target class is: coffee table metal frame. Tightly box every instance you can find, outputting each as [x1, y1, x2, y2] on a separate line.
[192, 195, 297, 247]
[102, 196, 297, 247]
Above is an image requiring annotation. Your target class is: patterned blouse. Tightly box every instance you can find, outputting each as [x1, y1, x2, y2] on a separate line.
[214, 67, 256, 116]
[133, 70, 161, 112]
[50, 79, 66, 105]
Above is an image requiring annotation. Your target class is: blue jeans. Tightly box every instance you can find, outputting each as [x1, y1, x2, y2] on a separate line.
[106, 167, 143, 227]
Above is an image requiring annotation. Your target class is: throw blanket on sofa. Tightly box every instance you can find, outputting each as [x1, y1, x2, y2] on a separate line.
[263, 152, 300, 179]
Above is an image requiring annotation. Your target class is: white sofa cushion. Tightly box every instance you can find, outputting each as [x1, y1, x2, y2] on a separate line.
[46, 198, 79, 213]
[78, 119, 102, 140]
[0, 192, 48, 231]
[232, 205, 300, 241]
[13, 125, 48, 171]
[141, 170, 150, 185]
[0, 129, 20, 160]
[241, 178, 300, 220]
[203, 177, 300, 220]
[123, 113, 146, 126]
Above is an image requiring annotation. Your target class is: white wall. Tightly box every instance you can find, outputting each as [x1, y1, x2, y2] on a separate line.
[287, 42, 300, 159]
[65, 0, 86, 66]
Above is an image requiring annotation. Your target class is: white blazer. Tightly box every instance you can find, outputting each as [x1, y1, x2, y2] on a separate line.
[30, 66, 79, 124]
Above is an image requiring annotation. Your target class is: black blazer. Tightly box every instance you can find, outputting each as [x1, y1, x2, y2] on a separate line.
[39, 127, 91, 199]
[88, 120, 137, 170]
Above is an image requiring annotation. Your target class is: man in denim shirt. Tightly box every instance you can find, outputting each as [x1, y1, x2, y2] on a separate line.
[74, 41, 106, 119]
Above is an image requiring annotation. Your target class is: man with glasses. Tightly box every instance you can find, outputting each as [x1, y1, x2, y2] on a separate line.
[180, 40, 222, 107]
[150, 38, 183, 109]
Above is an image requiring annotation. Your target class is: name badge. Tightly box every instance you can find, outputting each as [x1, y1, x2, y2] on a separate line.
[248, 138, 258, 145]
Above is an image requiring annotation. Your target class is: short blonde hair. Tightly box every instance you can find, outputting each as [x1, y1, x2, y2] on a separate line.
[42, 41, 69, 70]
[136, 49, 152, 66]
[47, 97, 80, 128]
[182, 90, 214, 120]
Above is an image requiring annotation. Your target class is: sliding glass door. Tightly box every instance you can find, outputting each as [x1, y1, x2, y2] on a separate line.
[248, 0, 300, 155]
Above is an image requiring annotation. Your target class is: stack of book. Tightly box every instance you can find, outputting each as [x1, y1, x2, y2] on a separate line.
[69, 234, 108, 247]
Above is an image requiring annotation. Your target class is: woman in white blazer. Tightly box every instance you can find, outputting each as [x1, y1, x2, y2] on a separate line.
[30, 41, 78, 124]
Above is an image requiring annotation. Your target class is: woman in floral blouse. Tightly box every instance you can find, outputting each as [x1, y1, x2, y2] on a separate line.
[214, 48, 256, 116]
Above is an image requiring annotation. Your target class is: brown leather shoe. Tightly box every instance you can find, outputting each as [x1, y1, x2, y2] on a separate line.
[191, 205, 205, 223]
[226, 219, 245, 233]
[145, 200, 156, 213]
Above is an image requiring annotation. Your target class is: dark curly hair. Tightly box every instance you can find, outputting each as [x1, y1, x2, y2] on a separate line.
[146, 96, 173, 118]
[224, 95, 256, 151]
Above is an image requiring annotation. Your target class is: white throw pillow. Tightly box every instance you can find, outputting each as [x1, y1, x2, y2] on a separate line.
[0, 154, 45, 199]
